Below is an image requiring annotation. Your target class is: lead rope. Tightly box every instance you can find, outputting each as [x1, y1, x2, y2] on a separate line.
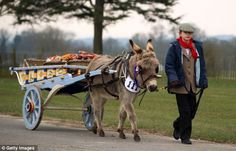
[138, 89, 147, 106]
[192, 88, 204, 118]
[138, 85, 167, 106]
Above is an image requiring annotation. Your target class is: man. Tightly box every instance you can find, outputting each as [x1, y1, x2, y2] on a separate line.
[165, 23, 208, 144]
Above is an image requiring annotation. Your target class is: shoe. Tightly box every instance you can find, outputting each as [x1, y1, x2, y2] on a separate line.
[181, 139, 192, 144]
[173, 128, 180, 140]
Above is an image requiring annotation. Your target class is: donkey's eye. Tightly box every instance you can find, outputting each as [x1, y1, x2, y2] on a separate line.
[155, 66, 159, 73]
[137, 66, 143, 73]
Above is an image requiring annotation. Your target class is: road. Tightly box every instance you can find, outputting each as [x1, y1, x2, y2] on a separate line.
[0, 115, 235, 151]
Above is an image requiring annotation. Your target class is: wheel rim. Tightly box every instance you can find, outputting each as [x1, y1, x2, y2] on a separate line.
[23, 86, 42, 130]
[83, 105, 94, 130]
[82, 93, 94, 131]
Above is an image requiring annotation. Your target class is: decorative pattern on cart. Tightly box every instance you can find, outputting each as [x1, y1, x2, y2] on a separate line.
[18, 68, 71, 84]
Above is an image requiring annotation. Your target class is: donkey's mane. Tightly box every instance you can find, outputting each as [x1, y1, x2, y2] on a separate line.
[137, 51, 159, 69]
[142, 51, 156, 58]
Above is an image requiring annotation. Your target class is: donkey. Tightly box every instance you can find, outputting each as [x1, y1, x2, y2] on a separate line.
[86, 39, 160, 142]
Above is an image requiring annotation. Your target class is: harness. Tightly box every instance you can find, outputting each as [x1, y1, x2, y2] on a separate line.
[87, 52, 158, 101]
[87, 55, 123, 99]
[101, 56, 123, 99]
[132, 64, 159, 106]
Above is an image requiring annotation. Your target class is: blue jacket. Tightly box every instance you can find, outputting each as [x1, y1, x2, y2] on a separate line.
[165, 40, 208, 92]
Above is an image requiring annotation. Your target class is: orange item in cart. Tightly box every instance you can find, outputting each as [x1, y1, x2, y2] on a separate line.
[78, 51, 97, 59]
[46, 51, 98, 62]
[61, 53, 79, 61]
[46, 55, 62, 62]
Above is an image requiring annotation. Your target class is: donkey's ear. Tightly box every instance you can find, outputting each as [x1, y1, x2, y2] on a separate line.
[129, 40, 142, 54]
[146, 39, 154, 52]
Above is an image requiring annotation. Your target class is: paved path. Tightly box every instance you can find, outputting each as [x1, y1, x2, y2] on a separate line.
[0, 115, 235, 151]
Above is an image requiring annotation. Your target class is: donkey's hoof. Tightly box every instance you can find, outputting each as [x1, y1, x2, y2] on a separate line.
[99, 130, 105, 137]
[134, 134, 141, 142]
[92, 128, 97, 134]
[119, 131, 126, 139]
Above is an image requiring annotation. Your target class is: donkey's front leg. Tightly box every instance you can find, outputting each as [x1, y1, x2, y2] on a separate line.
[123, 103, 141, 142]
[117, 106, 127, 139]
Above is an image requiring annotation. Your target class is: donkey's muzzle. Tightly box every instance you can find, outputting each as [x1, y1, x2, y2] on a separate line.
[148, 85, 157, 92]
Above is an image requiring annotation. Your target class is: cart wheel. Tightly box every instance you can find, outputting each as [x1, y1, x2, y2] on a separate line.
[82, 93, 94, 131]
[22, 86, 43, 130]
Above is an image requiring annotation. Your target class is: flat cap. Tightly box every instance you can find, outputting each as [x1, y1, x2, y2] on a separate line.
[179, 23, 195, 33]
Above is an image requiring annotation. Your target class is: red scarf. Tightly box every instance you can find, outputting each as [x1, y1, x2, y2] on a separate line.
[177, 37, 198, 60]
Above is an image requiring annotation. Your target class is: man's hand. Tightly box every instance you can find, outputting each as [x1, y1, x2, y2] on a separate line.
[202, 83, 208, 89]
[170, 80, 182, 88]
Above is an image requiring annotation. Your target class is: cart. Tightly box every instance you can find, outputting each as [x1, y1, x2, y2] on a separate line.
[9, 57, 116, 130]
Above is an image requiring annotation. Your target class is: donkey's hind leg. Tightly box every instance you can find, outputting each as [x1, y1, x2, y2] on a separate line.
[117, 106, 127, 139]
[123, 103, 141, 142]
[92, 96, 106, 137]
[91, 107, 104, 134]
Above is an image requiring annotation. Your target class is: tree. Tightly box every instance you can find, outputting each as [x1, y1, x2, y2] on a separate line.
[0, 0, 15, 17]
[192, 25, 207, 41]
[0, 29, 10, 66]
[131, 24, 171, 66]
[15, 26, 74, 58]
[1, 0, 179, 54]
[103, 38, 126, 55]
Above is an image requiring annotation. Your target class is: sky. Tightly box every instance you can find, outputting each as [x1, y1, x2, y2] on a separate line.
[0, 0, 236, 39]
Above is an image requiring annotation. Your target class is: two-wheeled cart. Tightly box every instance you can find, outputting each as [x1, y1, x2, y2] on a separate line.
[9, 58, 116, 130]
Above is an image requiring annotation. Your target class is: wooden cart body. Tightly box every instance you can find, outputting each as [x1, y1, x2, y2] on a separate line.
[9, 58, 116, 130]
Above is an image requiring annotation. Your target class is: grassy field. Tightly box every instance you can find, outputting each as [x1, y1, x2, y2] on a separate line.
[0, 76, 235, 143]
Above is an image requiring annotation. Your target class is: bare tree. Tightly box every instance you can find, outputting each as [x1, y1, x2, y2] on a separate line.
[1, 0, 180, 54]
[0, 29, 10, 66]
[13, 26, 75, 63]
[0, 0, 15, 17]
[103, 38, 126, 55]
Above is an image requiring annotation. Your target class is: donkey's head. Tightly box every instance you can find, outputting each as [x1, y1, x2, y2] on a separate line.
[129, 39, 160, 92]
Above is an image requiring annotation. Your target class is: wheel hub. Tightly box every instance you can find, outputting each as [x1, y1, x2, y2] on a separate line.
[26, 101, 34, 113]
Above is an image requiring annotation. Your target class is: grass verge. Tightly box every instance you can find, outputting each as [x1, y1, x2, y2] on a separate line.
[0, 77, 235, 143]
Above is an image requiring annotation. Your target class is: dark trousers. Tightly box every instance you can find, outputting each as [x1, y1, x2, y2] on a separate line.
[173, 93, 196, 140]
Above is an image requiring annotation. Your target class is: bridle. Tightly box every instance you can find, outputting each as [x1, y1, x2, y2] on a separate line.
[133, 64, 159, 89]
